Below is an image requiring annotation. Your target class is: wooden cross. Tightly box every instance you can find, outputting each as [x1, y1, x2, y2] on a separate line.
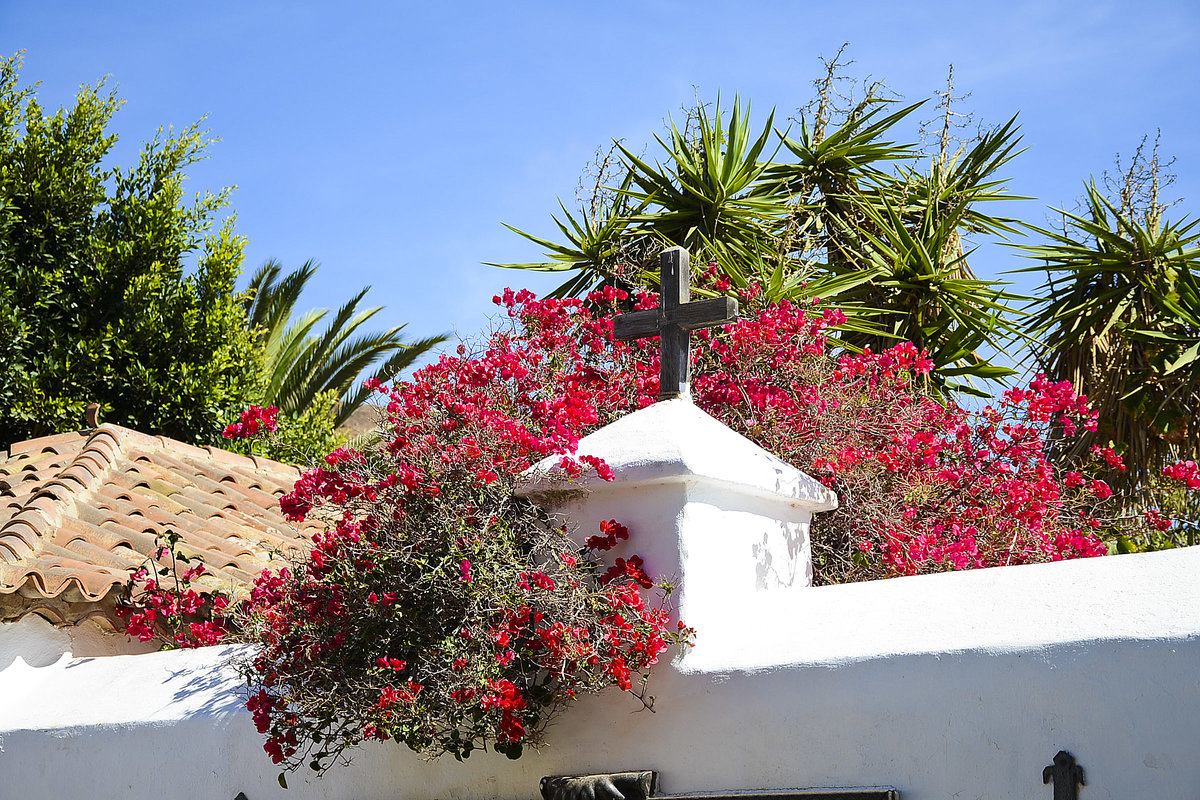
[613, 247, 738, 401]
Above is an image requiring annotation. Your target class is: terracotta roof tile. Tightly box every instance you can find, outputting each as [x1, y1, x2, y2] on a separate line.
[0, 424, 322, 626]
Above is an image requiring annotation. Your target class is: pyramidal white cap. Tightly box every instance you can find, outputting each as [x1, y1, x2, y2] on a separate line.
[517, 398, 837, 642]
[517, 397, 837, 512]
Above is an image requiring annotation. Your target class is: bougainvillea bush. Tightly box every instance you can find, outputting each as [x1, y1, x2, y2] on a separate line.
[118, 281, 1196, 775]
[229, 346, 689, 772]
[115, 530, 230, 648]
[435, 283, 1181, 583]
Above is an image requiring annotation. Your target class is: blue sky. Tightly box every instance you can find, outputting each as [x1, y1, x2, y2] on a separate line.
[3, 1, 1198, 366]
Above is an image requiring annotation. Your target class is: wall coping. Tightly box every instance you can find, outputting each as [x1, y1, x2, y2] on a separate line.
[679, 544, 1200, 672]
[3, 544, 1197, 733]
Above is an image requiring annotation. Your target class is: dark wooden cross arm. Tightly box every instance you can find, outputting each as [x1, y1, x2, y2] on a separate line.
[612, 246, 738, 401]
[612, 298, 739, 339]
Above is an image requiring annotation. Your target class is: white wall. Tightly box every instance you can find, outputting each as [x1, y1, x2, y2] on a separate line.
[5, 400, 1196, 798]
[516, 399, 837, 638]
[2, 546, 1197, 800]
[0, 613, 157, 669]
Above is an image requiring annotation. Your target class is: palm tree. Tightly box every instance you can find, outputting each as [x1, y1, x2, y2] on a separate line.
[244, 260, 446, 427]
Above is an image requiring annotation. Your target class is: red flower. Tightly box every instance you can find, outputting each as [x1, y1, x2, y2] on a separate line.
[222, 405, 279, 439]
[376, 657, 406, 671]
[1164, 460, 1200, 490]
[498, 710, 525, 742]
[586, 519, 629, 551]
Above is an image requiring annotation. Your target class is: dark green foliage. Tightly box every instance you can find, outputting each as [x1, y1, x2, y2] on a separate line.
[0, 53, 261, 447]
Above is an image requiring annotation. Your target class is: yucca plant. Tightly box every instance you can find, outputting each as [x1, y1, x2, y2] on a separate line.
[492, 84, 1028, 396]
[1019, 181, 1200, 490]
[769, 98, 924, 268]
[494, 96, 791, 298]
[616, 95, 787, 255]
[485, 171, 644, 298]
[245, 260, 447, 427]
[816, 117, 1028, 394]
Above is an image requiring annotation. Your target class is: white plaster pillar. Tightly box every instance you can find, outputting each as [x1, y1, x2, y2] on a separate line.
[516, 399, 837, 638]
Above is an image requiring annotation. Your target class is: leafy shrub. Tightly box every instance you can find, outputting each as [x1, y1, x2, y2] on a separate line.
[232, 363, 687, 770]
[0, 53, 260, 447]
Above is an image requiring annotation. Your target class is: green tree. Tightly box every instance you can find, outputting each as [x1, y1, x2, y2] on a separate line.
[243, 259, 447, 428]
[0, 53, 261, 448]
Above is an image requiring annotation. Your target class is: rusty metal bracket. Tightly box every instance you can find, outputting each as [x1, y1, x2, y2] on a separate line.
[541, 771, 658, 800]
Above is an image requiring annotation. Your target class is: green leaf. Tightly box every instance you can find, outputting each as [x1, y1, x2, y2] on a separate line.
[1163, 341, 1200, 376]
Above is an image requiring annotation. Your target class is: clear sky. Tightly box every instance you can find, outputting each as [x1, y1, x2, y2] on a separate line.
[2, 1, 1198, 366]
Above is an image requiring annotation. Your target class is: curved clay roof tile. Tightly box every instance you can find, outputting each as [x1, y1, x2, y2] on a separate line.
[0, 424, 314, 628]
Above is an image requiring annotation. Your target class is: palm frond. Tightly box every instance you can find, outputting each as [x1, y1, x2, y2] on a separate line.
[249, 261, 449, 422]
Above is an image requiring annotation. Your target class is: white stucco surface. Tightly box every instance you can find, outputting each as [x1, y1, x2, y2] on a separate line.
[518, 398, 839, 511]
[0, 613, 157, 669]
[518, 400, 837, 635]
[2, 549, 1197, 800]
[3, 399, 1197, 799]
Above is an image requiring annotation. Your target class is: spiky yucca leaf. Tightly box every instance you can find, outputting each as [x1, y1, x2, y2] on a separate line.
[617, 95, 789, 254]
[486, 172, 644, 298]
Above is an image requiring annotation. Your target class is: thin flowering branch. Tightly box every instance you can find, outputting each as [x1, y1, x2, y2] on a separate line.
[115, 530, 231, 648]
[1163, 460, 1200, 491]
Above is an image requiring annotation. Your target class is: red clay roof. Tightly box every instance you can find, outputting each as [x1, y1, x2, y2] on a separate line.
[0, 425, 321, 626]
